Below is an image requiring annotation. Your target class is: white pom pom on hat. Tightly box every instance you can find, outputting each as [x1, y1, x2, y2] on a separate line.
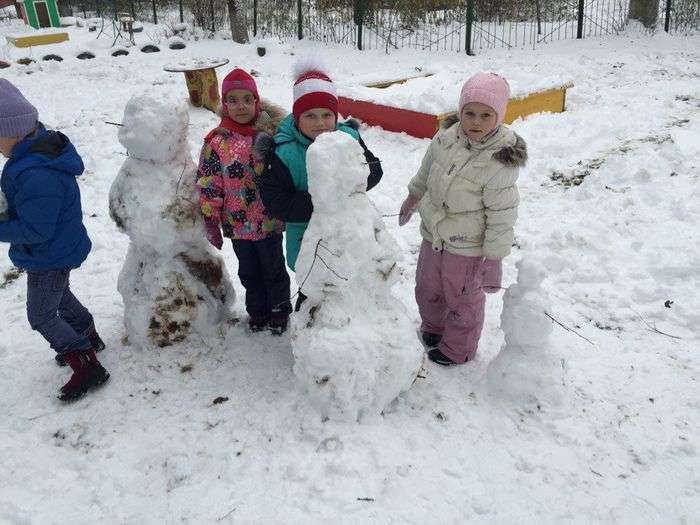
[292, 57, 338, 121]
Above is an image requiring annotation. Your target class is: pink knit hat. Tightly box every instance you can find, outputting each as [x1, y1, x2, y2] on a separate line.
[459, 72, 511, 125]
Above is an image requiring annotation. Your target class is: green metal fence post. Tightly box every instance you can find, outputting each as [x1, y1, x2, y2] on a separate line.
[465, 0, 474, 55]
[577, 0, 584, 38]
[297, 0, 303, 40]
[253, 0, 258, 36]
[354, 0, 364, 50]
[210, 0, 215, 32]
[664, 0, 672, 32]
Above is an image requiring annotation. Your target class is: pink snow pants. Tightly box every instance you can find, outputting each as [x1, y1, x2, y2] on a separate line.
[415, 241, 485, 363]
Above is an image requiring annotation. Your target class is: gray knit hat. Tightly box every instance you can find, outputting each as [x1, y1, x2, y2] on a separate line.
[0, 79, 38, 138]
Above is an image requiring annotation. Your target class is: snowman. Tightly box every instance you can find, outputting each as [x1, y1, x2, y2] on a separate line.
[292, 131, 424, 422]
[486, 258, 566, 414]
[109, 94, 235, 348]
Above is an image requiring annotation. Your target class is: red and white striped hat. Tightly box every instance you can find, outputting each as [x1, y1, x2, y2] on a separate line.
[292, 59, 337, 122]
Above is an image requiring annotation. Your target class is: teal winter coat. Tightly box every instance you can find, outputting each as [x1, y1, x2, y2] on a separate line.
[259, 114, 382, 271]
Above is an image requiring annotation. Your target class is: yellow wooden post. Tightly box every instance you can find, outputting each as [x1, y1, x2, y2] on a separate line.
[164, 58, 229, 113]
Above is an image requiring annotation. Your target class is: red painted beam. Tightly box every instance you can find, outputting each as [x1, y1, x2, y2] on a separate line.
[338, 96, 439, 139]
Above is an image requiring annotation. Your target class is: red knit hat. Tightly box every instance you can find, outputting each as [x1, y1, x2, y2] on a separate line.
[221, 68, 259, 120]
[292, 60, 337, 122]
[222, 68, 259, 100]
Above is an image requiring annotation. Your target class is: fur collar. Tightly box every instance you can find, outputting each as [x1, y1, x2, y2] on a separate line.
[441, 116, 527, 167]
[493, 133, 528, 167]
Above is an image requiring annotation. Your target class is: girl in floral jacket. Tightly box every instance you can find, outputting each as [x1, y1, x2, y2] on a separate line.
[197, 69, 291, 334]
[398, 72, 527, 366]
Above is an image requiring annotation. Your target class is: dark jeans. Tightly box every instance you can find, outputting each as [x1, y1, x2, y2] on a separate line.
[231, 234, 292, 318]
[26, 269, 94, 355]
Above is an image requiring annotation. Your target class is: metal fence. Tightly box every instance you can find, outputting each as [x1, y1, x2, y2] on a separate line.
[59, 0, 699, 51]
[247, 0, 699, 54]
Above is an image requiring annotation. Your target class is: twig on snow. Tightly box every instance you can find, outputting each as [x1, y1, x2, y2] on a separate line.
[217, 506, 237, 521]
[630, 307, 681, 340]
[544, 311, 595, 346]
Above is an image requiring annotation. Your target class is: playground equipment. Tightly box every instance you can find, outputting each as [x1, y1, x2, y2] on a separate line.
[163, 58, 230, 113]
[339, 78, 574, 139]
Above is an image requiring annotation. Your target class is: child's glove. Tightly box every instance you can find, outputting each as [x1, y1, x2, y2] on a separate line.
[482, 258, 502, 293]
[204, 219, 223, 250]
[398, 195, 419, 226]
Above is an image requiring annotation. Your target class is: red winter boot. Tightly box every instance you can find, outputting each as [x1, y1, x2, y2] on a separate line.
[56, 330, 106, 367]
[58, 348, 110, 401]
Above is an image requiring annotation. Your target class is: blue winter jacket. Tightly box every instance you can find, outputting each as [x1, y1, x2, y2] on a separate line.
[0, 124, 91, 271]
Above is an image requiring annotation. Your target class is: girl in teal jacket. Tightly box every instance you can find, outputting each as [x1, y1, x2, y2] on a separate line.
[259, 64, 382, 273]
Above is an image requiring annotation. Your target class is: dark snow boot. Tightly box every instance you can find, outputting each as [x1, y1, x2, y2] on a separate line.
[248, 314, 270, 333]
[56, 330, 105, 366]
[269, 314, 289, 336]
[421, 331, 442, 349]
[58, 348, 110, 401]
[428, 348, 457, 366]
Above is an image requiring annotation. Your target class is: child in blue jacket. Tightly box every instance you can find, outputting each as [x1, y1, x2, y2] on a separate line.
[0, 79, 109, 401]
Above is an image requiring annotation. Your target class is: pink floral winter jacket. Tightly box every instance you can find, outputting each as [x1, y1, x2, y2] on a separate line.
[197, 102, 285, 241]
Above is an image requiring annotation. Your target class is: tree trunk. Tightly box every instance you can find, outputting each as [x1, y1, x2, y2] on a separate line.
[629, 0, 660, 28]
[228, 0, 249, 43]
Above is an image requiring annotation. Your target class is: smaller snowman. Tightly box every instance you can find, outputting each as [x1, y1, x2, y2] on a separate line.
[292, 131, 424, 422]
[486, 258, 566, 414]
[109, 94, 236, 348]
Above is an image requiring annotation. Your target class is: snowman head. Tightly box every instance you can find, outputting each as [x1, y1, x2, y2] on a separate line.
[306, 131, 367, 212]
[118, 94, 189, 163]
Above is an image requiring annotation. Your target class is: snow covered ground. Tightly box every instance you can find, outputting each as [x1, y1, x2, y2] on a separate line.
[1, 18, 698, 524]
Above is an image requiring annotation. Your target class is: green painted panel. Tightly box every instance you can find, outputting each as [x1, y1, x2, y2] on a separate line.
[48, 1, 60, 27]
[24, 1, 39, 29]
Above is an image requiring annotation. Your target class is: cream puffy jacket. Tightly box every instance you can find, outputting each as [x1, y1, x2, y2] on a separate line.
[408, 120, 527, 259]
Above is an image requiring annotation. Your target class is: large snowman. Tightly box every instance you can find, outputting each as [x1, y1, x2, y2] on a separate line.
[109, 94, 236, 348]
[292, 131, 424, 422]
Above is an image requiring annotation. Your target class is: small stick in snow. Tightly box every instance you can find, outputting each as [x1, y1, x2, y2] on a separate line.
[357, 497, 375, 502]
[217, 507, 237, 521]
[316, 254, 348, 281]
[590, 468, 603, 477]
[630, 307, 681, 340]
[544, 311, 595, 346]
[105, 121, 123, 127]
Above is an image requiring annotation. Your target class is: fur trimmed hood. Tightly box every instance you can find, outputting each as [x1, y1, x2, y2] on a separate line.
[493, 133, 527, 167]
[254, 100, 288, 136]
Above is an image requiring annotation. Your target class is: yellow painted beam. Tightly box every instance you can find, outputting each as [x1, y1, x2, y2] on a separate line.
[437, 82, 573, 126]
[6, 32, 69, 48]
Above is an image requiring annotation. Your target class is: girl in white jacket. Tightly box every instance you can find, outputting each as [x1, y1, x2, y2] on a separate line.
[398, 72, 527, 365]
